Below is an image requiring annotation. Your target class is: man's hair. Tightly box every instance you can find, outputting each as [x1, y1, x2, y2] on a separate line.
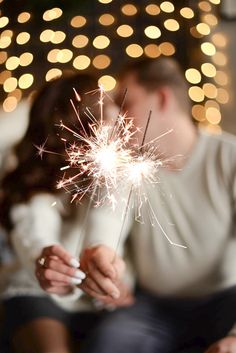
[120, 57, 190, 115]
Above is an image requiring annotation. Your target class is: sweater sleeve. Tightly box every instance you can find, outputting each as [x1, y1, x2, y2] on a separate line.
[10, 193, 62, 278]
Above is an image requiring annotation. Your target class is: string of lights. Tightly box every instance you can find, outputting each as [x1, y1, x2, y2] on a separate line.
[0, 0, 228, 132]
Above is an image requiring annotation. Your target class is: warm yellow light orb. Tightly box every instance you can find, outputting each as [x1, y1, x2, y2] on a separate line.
[212, 52, 227, 66]
[73, 55, 91, 70]
[98, 0, 113, 3]
[51, 31, 66, 44]
[160, 1, 175, 13]
[144, 44, 161, 58]
[159, 42, 175, 56]
[47, 49, 60, 63]
[43, 8, 63, 21]
[196, 23, 211, 35]
[188, 86, 204, 102]
[17, 12, 31, 23]
[18, 74, 34, 89]
[72, 35, 89, 48]
[192, 105, 206, 122]
[201, 63, 216, 78]
[57, 49, 73, 63]
[212, 33, 227, 48]
[203, 83, 217, 99]
[117, 25, 133, 37]
[0, 51, 7, 64]
[198, 1, 212, 12]
[144, 26, 161, 39]
[93, 35, 110, 49]
[16, 32, 31, 45]
[3, 77, 17, 93]
[3, 96, 18, 112]
[121, 4, 138, 16]
[185, 68, 201, 84]
[40, 29, 54, 43]
[99, 14, 115, 25]
[0, 36, 11, 49]
[145, 4, 160, 15]
[0, 17, 9, 28]
[126, 44, 143, 58]
[206, 107, 221, 125]
[164, 19, 180, 31]
[19, 52, 33, 67]
[201, 42, 216, 56]
[98, 75, 116, 91]
[216, 88, 229, 104]
[93, 55, 111, 69]
[214, 71, 228, 86]
[180, 7, 194, 19]
[70, 16, 87, 28]
[45, 68, 62, 81]
[6, 56, 20, 70]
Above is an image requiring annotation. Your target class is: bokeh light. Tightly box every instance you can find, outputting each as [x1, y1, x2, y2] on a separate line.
[93, 55, 111, 69]
[145, 4, 160, 15]
[144, 26, 161, 39]
[121, 4, 138, 16]
[45, 68, 62, 81]
[180, 7, 194, 19]
[117, 25, 133, 37]
[144, 44, 161, 58]
[99, 13, 115, 25]
[18, 73, 34, 89]
[16, 32, 31, 45]
[17, 12, 31, 23]
[73, 55, 91, 70]
[185, 68, 202, 84]
[126, 44, 143, 58]
[70, 16, 87, 28]
[72, 35, 89, 48]
[160, 2, 175, 13]
[164, 19, 180, 31]
[98, 75, 116, 91]
[93, 35, 110, 49]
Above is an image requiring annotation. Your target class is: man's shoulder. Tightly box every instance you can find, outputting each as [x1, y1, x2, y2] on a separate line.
[200, 129, 236, 151]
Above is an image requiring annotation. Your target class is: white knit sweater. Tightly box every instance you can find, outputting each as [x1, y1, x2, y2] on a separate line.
[1, 194, 94, 312]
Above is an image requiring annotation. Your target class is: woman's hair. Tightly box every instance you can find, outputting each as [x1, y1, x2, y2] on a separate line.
[118, 57, 190, 115]
[0, 73, 98, 230]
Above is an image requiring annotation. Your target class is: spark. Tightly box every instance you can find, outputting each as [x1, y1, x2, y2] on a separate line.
[36, 85, 186, 251]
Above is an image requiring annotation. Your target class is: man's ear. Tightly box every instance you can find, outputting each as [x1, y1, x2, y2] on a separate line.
[157, 87, 172, 111]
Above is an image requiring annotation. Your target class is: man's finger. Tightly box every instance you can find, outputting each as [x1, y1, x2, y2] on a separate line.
[87, 261, 120, 298]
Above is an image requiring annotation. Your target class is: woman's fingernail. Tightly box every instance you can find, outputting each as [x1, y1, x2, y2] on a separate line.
[70, 258, 80, 268]
[75, 270, 86, 280]
[111, 290, 120, 299]
[70, 277, 82, 285]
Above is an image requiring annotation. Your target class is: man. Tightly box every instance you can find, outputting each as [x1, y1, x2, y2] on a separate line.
[78, 58, 236, 353]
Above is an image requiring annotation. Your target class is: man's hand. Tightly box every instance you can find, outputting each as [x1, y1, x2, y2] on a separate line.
[79, 244, 126, 301]
[205, 336, 236, 353]
[35, 244, 86, 295]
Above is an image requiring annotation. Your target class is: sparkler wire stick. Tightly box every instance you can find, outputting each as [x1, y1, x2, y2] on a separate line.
[109, 88, 128, 141]
[112, 111, 152, 260]
[75, 184, 98, 258]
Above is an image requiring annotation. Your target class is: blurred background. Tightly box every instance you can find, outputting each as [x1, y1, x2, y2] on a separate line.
[0, 0, 235, 175]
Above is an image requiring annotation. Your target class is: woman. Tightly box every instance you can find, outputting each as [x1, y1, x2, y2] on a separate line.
[0, 73, 105, 353]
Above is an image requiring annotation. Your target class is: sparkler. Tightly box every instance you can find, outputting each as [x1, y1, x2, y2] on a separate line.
[35, 84, 186, 255]
[113, 112, 187, 255]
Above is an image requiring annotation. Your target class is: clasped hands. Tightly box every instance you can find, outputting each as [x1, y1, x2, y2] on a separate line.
[35, 244, 134, 306]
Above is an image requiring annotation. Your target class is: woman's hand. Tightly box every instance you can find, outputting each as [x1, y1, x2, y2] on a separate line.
[35, 244, 86, 295]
